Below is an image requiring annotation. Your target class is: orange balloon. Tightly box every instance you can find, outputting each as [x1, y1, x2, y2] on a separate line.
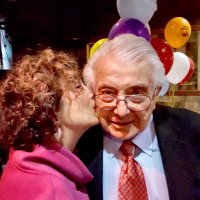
[164, 17, 191, 48]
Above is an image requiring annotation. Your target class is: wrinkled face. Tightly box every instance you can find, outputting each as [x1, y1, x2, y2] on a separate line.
[94, 55, 158, 140]
[58, 83, 99, 133]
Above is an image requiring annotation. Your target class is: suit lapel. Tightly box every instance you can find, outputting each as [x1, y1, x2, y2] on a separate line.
[87, 148, 103, 200]
[77, 125, 104, 200]
[154, 106, 193, 199]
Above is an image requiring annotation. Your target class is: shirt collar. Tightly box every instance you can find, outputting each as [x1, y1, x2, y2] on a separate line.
[133, 115, 158, 156]
[104, 114, 159, 158]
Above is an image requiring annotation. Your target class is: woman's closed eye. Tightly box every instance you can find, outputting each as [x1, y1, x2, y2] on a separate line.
[75, 84, 82, 89]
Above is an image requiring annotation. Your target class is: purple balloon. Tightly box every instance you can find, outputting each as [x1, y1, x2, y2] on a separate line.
[108, 18, 150, 42]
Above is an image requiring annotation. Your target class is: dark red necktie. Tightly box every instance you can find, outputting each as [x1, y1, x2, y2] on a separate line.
[118, 140, 148, 200]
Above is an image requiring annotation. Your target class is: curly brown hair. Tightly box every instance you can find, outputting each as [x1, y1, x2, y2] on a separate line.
[0, 48, 82, 152]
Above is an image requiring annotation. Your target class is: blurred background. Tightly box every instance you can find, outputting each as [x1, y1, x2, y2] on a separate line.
[0, 0, 200, 59]
[1, 0, 200, 173]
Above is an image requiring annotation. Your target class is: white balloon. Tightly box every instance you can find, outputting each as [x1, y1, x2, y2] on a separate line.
[117, 0, 157, 24]
[159, 79, 169, 96]
[145, 23, 151, 35]
[166, 52, 190, 84]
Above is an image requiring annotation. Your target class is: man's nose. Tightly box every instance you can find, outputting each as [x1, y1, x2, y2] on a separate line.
[113, 100, 130, 118]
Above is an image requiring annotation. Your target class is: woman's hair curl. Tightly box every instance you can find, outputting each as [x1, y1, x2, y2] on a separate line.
[0, 48, 82, 151]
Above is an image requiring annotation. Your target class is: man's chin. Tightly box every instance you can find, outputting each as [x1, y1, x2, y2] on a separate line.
[107, 126, 138, 140]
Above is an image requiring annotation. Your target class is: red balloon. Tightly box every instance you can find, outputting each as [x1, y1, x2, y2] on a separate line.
[179, 57, 195, 84]
[151, 38, 174, 75]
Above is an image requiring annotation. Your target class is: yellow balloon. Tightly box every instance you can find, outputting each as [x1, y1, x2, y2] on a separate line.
[90, 38, 108, 58]
[164, 17, 191, 49]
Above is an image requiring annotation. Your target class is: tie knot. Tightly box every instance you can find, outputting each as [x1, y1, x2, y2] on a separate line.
[120, 140, 135, 157]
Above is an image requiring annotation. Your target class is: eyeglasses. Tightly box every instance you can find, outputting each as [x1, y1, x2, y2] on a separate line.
[94, 93, 154, 112]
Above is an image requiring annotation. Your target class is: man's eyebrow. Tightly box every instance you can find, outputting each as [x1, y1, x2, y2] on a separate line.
[98, 85, 115, 90]
[131, 85, 149, 90]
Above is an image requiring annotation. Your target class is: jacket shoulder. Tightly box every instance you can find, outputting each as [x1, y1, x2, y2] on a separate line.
[154, 104, 200, 140]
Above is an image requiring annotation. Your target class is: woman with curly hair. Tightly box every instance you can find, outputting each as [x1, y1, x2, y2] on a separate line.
[0, 48, 98, 200]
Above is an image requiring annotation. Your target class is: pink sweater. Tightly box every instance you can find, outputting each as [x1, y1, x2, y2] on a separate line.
[0, 145, 93, 200]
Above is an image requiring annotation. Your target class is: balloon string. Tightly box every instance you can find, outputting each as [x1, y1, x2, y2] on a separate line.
[168, 84, 176, 107]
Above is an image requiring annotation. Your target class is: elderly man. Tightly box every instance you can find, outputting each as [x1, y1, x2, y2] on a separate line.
[77, 34, 200, 200]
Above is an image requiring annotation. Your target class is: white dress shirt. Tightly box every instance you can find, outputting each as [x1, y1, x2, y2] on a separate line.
[103, 115, 169, 200]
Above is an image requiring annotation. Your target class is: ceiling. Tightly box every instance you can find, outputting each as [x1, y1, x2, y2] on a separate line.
[1, 0, 200, 50]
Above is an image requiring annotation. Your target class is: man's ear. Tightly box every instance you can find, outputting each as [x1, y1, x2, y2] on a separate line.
[153, 87, 162, 103]
[155, 87, 162, 97]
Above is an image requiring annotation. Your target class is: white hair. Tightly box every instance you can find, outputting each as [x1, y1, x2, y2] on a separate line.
[84, 34, 166, 91]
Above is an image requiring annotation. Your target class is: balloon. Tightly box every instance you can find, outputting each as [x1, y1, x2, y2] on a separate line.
[146, 23, 151, 35]
[108, 18, 150, 42]
[90, 38, 108, 58]
[117, 0, 157, 24]
[164, 17, 191, 48]
[179, 57, 195, 84]
[159, 79, 170, 96]
[151, 38, 174, 75]
[166, 52, 190, 84]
